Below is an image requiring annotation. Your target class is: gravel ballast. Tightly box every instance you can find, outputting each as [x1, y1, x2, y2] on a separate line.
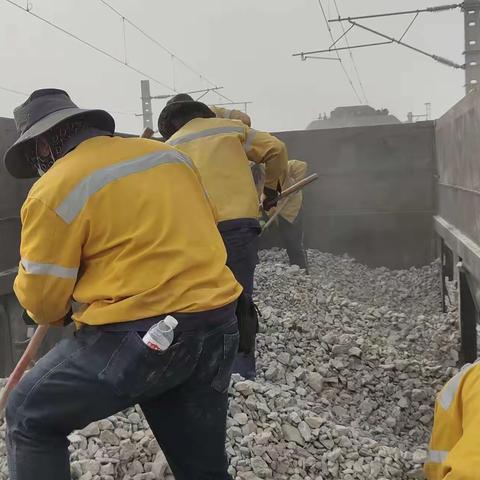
[0, 249, 459, 479]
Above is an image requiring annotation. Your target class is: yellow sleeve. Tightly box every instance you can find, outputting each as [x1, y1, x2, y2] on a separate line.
[425, 400, 456, 480]
[425, 365, 480, 479]
[210, 106, 251, 126]
[244, 129, 288, 190]
[14, 198, 82, 325]
[229, 110, 251, 127]
[288, 160, 308, 184]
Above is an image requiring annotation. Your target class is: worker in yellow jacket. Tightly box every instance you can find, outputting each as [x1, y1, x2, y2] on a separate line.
[252, 160, 309, 271]
[276, 160, 309, 271]
[158, 93, 288, 379]
[425, 360, 480, 479]
[3, 89, 242, 480]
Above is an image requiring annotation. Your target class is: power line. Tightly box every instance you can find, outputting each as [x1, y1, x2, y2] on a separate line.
[329, 3, 462, 22]
[317, 0, 363, 103]
[0, 85, 28, 96]
[97, 0, 235, 104]
[0, 83, 140, 118]
[332, 0, 369, 103]
[3, 0, 176, 92]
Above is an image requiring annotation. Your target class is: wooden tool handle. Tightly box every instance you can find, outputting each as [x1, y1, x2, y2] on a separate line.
[141, 127, 155, 139]
[276, 173, 319, 202]
[0, 325, 50, 413]
[262, 173, 319, 210]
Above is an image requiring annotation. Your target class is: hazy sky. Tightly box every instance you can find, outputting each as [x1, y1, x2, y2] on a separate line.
[0, 0, 465, 134]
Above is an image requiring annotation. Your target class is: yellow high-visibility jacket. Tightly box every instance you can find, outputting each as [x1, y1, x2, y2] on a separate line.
[167, 117, 288, 223]
[210, 106, 252, 127]
[15, 136, 242, 326]
[425, 361, 480, 479]
[280, 160, 308, 223]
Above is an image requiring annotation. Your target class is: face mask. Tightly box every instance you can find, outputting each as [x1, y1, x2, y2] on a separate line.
[34, 137, 55, 176]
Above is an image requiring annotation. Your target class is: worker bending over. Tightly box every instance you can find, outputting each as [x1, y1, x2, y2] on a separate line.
[424, 360, 480, 479]
[276, 159, 309, 271]
[253, 160, 309, 272]
[4, 89, 242, 480]
[158, 94, 288, 379]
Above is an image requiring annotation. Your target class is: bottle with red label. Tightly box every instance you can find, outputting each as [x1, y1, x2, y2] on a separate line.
[142, 315, 178, 351]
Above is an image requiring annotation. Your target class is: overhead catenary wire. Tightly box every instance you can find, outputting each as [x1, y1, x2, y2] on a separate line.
[0, 81, 140, 119]
[295, 2, 464, 72]
[317, 0, 363, 104]
[332, 0, 369, 103]
[399, 12, 420, 42]
[3, 0, 176, 92]
[0, 85, 28, 96]
[97, 0, 235, 104]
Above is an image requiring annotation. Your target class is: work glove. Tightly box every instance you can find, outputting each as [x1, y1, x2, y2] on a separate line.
[262, 187, 279, 212]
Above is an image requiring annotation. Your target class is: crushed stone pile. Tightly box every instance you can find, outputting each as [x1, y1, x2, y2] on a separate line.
[0, 249, 459, 480]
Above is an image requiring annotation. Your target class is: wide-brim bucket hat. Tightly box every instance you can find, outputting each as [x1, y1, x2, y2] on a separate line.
[158, 93, 215, 140]
[4, 88, 115, 178]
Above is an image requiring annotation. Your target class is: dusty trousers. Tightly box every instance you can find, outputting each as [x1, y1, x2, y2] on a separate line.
[6, 304, 238, 480]
[218, 219, 260, 380]
[278, 210, 308, 272]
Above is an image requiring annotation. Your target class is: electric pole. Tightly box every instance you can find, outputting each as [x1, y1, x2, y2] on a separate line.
[140, 80, 153, 130]
[139, 80, 252, 130]
[464, 1, 480, 93]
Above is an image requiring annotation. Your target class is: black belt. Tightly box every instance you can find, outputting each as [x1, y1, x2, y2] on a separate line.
[94, 302, 237, 333]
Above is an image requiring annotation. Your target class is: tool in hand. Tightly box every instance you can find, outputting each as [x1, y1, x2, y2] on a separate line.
[260, 173, 319, 234]
[261, 173, 319, 211]
[260, 199, 291, 234]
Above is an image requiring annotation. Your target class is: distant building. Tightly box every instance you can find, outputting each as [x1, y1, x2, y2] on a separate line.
[307, 105, 401, 130]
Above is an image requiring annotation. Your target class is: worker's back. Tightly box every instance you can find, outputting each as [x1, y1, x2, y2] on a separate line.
[280, 159, 308, 223]
[16, 135, 241, 325]
[167, 117, 259, 222]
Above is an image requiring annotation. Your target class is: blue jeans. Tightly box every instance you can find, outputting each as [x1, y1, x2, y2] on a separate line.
[6, 306, 238, 480]
[218, 219, 260, 380]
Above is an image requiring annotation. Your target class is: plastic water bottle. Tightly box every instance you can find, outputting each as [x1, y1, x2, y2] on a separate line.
[143, 315, 178, 351]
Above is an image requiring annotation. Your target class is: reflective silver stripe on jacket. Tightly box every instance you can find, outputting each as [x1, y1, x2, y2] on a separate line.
[244, 129, 257, 153]
[439, 360, 480, 410]
[56, 150, 193, 224]
[168, 126, 245, 147]
[427, 449, 449, 464]
[21, 259, 78, 279]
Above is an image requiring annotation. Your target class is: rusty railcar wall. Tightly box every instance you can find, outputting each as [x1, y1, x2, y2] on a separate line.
[268, 122, 437, 269]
